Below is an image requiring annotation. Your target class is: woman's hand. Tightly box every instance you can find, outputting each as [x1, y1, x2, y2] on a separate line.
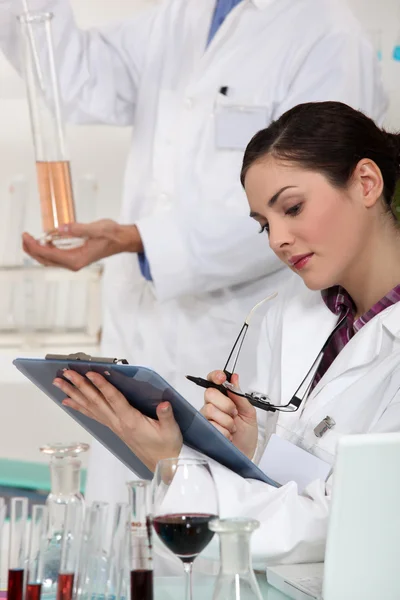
[200, 371, 258, 459]
[53, 370, 183, 472]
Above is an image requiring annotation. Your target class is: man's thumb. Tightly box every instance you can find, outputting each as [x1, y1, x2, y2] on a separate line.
[58, 222, 92, 238]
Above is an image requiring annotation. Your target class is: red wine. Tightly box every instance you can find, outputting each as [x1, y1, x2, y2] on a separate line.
[153, 513, 217, 562]
[7, 569, 24, 600]
[56, 573, 74, 600]
[26, 583, 42, 600]
[130, 570, 153, 600]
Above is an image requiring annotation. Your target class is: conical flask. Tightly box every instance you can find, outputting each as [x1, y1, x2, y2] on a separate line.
[40, 442, 88, 600]
[210, 518, 263, 600]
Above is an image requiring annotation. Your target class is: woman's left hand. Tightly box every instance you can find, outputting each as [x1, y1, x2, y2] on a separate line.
[53, 370, 183, 472]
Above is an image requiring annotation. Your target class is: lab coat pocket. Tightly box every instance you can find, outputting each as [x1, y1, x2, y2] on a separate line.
[215, 95, 269, 151]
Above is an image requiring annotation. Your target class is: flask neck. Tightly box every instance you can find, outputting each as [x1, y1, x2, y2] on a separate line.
[219, 532, 252, 575]
[50, 456, 81, 495]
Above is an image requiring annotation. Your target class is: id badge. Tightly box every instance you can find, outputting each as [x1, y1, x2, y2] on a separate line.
[215, 104, 268, 151]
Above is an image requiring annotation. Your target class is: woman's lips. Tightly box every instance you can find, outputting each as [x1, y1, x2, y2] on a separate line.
[289, 253, 314, 270]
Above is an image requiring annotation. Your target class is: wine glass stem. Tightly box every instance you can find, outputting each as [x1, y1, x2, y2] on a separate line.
[183, 561, 194, 600]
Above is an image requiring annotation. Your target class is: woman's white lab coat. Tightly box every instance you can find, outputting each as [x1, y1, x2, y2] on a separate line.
[182, 275, 400, 566]
[0, 0, 388, 505]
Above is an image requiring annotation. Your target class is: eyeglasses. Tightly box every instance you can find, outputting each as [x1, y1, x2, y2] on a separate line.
[220, 293, 346, 413]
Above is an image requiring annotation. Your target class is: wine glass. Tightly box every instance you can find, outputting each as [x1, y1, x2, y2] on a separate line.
[152, 457, 219, 600]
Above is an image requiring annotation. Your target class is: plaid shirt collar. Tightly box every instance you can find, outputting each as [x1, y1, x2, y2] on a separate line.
[321, 284, 400, 331]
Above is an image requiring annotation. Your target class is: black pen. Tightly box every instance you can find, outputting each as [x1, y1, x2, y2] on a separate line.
[186, 375, 228, 396]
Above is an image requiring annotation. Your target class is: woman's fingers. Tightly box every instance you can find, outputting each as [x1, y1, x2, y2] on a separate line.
[207, 370, 227, 384]
[201, 396, 237, 434]
[61, 397, 98, 422]
[204, 388, 238, 417]
[53, 371, 118, 427]
[85, 372, 139, 420]
[208, 421, 233, 442]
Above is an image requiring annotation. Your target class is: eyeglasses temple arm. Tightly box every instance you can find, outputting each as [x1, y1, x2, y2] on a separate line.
[223, 322, 249, 382]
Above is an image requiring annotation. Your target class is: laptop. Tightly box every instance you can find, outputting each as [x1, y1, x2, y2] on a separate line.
[266, 432, 400, 600]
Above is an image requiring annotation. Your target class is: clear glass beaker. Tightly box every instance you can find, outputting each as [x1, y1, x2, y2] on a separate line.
[18, 12, 81, 248]
[209, 518, 263, 600]
[127, 481, 153, 600]
[40, 442, 88, 600]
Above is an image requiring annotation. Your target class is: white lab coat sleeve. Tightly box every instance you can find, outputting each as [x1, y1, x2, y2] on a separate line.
[0, 0, 158, 125]
[136, 210, 282, 301]
[178, 445, 330, 567]
[136, 30, 388, 302]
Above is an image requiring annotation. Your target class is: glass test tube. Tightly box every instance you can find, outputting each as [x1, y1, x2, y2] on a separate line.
[8, 497, 29, 600]
[18, 12, 80, 248]
[127, 481, 153, 600]
[106, 503, 129, 600]
[56, 500, 84, 600]
[26, 505, 48, 600]
[79, 501, 109, 600]
[0, 498, 7, 589]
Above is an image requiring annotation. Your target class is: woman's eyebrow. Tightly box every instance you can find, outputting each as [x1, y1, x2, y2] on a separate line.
[249, 185, 298, 218]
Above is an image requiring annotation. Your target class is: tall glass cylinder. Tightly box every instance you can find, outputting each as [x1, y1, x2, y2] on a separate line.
[127, 481, 153, 600]
[18, 12, 80, 248]
[8, 497, 29, 600]
[26, 505, 48, 600]
[40, 442, 88, 600]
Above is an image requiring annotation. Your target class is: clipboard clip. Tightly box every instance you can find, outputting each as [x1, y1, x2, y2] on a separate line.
[44, 352, 129, 365]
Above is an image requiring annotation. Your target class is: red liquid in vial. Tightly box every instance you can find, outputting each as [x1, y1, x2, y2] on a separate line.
[7, 569, 24, 600]
[26, 583, 42, 600]
[130, 570, 153, 600]
[56, 573, 74, 600]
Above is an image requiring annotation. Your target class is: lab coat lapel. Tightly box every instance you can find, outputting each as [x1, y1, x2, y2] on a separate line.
[279, 291, 337, 405]
[311, 303, 400, 402]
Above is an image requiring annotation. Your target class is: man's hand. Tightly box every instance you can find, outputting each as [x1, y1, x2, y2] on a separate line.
[22, 219, 144, 271]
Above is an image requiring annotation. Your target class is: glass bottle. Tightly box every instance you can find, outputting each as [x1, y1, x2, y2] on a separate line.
[127, 481, 153, 600]
[209, 518, 263, 600]
[40, 442, 88, 600]
[18, 11, 81, 248]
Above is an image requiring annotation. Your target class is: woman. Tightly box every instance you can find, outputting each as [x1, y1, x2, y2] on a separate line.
[53, 102, 400, 565]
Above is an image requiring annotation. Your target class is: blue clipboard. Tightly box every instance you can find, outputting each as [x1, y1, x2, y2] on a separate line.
[13, 354, 278, 486]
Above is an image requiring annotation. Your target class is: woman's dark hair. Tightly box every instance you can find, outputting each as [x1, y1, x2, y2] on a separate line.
[241, 101, 400, 218]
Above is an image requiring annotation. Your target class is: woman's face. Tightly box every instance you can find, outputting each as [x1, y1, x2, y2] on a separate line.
[244, 156, 372, 291]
